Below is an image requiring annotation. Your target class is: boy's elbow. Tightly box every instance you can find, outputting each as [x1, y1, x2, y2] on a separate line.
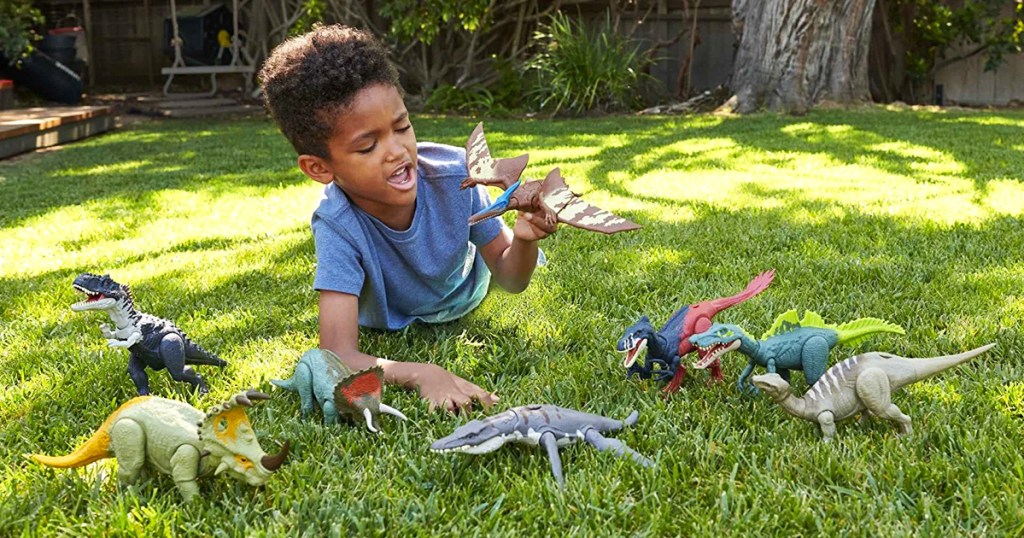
[500, 279, 530, 294]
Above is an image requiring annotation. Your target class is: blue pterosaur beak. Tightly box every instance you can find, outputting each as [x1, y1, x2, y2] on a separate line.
[468, 179, 522, 225]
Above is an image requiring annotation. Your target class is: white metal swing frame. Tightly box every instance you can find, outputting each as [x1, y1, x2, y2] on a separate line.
[161, 0, 255, 96]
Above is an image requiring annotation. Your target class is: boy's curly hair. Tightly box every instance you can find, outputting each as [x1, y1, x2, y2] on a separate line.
[259, 25, 401, 158]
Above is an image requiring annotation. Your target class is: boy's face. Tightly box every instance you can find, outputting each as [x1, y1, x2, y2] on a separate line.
[299, 83, 418, 228]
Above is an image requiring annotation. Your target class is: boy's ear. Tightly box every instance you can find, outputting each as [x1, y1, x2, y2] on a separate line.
[297, 154, 336, 185]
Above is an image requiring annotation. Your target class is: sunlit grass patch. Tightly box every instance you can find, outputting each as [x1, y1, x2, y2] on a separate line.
[1, 108, 1023, 536]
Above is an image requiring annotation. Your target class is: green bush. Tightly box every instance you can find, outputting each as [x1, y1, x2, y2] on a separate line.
[424, 55, 525, 116]
[0, 0, 44, 63]
[523, 11, 654, 115]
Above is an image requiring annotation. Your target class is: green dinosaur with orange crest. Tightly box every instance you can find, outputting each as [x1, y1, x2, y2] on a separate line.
[688, 310, 905, 393]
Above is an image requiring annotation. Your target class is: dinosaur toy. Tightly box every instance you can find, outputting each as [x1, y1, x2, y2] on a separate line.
[70, 273, 227, 395]
[29, 390, 290, 502]
[752, 344, 995, 441]
[271, 348, 407, 433]
[461, 122, 641, 234]
[617, 270, 775, 392]
[688, 310, 905, 393]
[430, 404, 653, 487]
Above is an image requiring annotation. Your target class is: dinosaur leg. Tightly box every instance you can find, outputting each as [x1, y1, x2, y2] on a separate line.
[322, 400, 338, 426]
[109, 418, 146, 486]
[160, 334, 209, 394]
[817, 411, 837, 442]
[127, 354, 151, 396]
[583, 429, 653, 467]
[294, 363, 315, 420]
[801, 336, 831, 386]
[539, 432, 564, 487]
[169, 444, 203, 502]
[856, 368, 913, 436]
[738, 361, 757, 394]
[663, 358, 686, 393]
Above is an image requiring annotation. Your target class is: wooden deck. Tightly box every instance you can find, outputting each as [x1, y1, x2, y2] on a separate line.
[0, 106, 115, 159]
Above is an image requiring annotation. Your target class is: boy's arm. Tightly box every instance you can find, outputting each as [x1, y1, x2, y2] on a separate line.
[319, 290, 498, 412]
[479, 212, 555, 293]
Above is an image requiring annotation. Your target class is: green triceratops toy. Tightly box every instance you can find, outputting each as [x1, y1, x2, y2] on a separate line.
[30, 390, 290, 502]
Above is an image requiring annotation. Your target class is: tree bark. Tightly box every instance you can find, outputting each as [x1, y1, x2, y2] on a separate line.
[730, 0, 877, 114]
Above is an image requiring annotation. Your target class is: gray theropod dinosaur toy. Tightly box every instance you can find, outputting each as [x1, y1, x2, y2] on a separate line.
[71, 273, 226, 395]
[752, 344, 995, 441]
[271, 349, 407, 433]
[431, 404, 653, 487]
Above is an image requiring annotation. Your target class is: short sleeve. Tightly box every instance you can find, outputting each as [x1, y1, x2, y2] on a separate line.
[468, 184, 504, 247]
[312, 216, 365, 295]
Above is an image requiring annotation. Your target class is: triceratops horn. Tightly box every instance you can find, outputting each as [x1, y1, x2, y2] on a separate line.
[235, 395, 252, 407]
[246, 390, 271, 402]
[379, 403, 408, 421]
[261, 440, 290, 471]
[364, 408, 379, 434]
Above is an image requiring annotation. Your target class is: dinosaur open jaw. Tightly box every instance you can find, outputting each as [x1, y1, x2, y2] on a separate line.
[430, 435, 507, 455]
[621, 338, 648, 368]
[693, 340, 741, 369]
[71, 285, 116, 310]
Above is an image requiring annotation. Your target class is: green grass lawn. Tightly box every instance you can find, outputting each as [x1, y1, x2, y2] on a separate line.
[2, 108, 1024, 536]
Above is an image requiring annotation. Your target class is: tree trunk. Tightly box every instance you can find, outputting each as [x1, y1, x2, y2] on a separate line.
[730, 0, 877, 114]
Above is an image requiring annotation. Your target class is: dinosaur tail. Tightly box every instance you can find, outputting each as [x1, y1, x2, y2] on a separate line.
[905, 343, 996, 381]
[29, 396, 150, 468]
[622, 410, 639, 428]
[706, 269, 776, 312]
[835, 317, 905, 346]
[184, 338, 227, 367]
[270, 374, 297, 392]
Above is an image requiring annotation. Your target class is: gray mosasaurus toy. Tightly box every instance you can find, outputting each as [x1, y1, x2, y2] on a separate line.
[430, 404, 653, 486]
[752, 344, 995, 441]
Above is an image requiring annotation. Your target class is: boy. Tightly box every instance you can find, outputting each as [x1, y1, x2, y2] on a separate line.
[259, 25, 554, 413]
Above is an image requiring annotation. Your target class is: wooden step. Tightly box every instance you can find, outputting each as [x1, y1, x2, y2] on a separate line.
[149, 97, 238, 109]
[160, 104, 261, 118]
[0, 106, 114, 159]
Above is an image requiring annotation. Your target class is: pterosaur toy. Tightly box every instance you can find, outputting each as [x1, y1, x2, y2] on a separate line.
[430, 404, 652, 487]
[752, 344, 995, 441]
[271, 348, 407, 433]
[617, 270, 775, 392]
[689, 310, 905, 394]
[461, 123, 641, 234]
[70, 273, 227, 395]
[29, 390, 290, 502]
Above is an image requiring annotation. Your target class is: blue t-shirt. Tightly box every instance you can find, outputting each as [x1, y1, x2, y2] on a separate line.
[311, 141, 504, 330]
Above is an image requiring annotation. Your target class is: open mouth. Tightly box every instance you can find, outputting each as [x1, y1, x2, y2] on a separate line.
[692, 340, 741, 369]
[74, 285, 106, 303]
[386, 164, 415, 190]
[620, 338, 648, 368]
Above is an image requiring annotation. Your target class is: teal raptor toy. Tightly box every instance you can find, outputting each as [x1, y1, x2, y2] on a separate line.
[688, 310, 905, 393]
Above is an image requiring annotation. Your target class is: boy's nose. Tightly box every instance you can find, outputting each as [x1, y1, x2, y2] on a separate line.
[384, 136, 405, 162]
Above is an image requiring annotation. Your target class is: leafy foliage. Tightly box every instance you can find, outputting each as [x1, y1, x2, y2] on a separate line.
[424, 56, 525, 115]
[377, 0, 493, 45]
[523, 11, 654, 115]
[0, 0, 43, 63]
[874, 0, 1024, 102]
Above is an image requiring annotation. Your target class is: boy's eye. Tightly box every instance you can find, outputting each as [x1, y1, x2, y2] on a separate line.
[357, 142, 377, 154]
[396, 124, 412, 133]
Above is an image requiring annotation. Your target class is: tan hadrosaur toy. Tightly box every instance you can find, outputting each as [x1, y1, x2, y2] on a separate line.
[29, 390, 290, 502]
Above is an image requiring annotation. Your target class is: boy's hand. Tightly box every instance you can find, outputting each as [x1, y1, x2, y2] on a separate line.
[406, 363, 499, 413]
[512, 210, 556, 242]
